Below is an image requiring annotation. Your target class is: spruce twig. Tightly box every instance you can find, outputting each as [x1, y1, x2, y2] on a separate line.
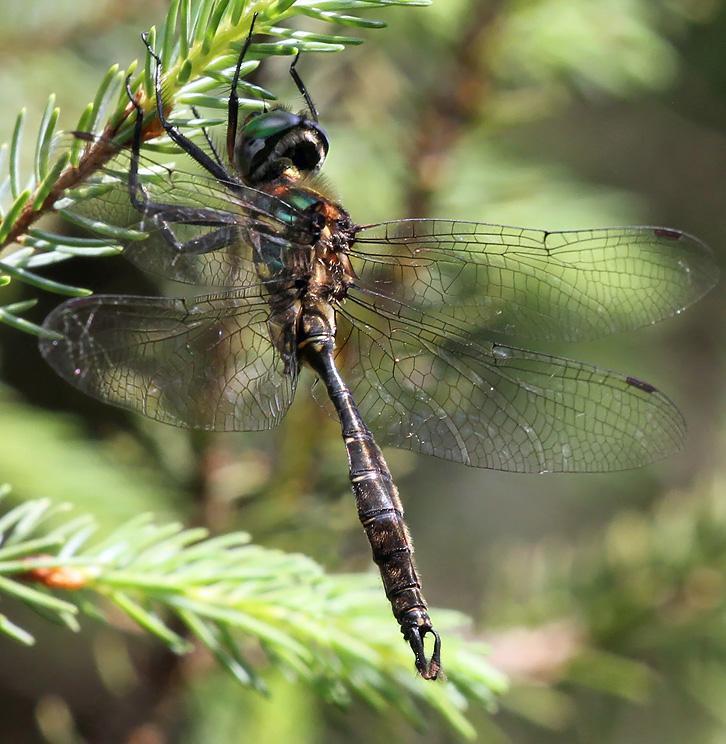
[0, 0, 430, 334]
[0, 490, 505, 739]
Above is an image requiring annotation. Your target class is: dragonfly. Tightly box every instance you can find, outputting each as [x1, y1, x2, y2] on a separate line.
[39, 21, 717, 680]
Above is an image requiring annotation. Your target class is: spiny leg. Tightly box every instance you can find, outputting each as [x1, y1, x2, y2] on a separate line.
[192, 105, 224, 171]
[125, 74, 151, 214]
[227, 12, 259, 163]
[140, 31, 236, 185]
[125, 76, 233, 226]
[124, 76, 238, 258]
[155, 222, 239, 260]
[289, 53, 319, 122]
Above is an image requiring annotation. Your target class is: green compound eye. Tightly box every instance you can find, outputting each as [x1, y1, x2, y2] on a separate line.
[240, 110, 302, 140]
[235, 110, 329, 184]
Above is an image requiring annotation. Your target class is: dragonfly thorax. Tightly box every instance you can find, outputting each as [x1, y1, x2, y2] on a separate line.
[235, 109, 329, 185]
[308, 198, 357, 300]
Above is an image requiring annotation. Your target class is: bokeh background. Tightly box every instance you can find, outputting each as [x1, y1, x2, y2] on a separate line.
[1, 0, 725, 741]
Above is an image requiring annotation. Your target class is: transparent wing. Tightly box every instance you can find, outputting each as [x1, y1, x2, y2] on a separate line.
[63, 137, 315, 287]
[332, 289, 685, 473]
[39, 290, 298, 431]
[350, 219, 718, 342]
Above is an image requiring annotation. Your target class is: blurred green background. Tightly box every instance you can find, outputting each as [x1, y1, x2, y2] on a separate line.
[1, 0, 725, 741]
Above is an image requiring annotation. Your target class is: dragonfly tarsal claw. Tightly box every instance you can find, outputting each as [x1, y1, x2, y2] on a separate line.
[405, 625, 442, 681]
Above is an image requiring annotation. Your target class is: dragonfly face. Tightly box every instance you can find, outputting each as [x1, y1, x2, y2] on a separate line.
[38, 23, 719, 681]
[235, 109, 329, 184]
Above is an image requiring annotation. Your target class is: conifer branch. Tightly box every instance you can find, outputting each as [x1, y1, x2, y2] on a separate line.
[0, 489, 505, 738]
[0, 0, 430, 335]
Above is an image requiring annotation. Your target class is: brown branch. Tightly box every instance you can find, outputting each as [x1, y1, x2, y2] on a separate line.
[0, 97, 169, 255]
[2, 134, 118, 252]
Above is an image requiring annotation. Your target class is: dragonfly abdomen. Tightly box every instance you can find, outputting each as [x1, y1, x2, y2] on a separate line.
[348, 437, 424, 608]
[354, 469, 439, 660]
[301, 325, 440, 679]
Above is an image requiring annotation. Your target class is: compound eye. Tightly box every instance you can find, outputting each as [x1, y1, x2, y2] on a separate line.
[235, 110, 302, 181]
[240, 110, 301, 142]
[234, 110, 329, 183]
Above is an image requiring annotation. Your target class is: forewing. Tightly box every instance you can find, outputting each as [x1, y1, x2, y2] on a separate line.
[63, 140, 314, 287]
[334, 290, 685, 473]
[350, 220, 717, 342]
[39, 291, 298, 431]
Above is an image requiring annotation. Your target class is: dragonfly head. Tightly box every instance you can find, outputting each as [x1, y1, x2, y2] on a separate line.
[235, 109, 329, 184]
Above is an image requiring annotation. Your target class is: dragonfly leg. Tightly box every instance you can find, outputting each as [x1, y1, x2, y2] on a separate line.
[125, 74, 152, 214]
[120, 89, 241, 257]
[289, 53, 319, 122]
[153, 220, 238, 260]
[191, 104, 225, 171]
[126, 75, 231, 225]
[140, 32, 236, 185]
[227, 12, 258, 162]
